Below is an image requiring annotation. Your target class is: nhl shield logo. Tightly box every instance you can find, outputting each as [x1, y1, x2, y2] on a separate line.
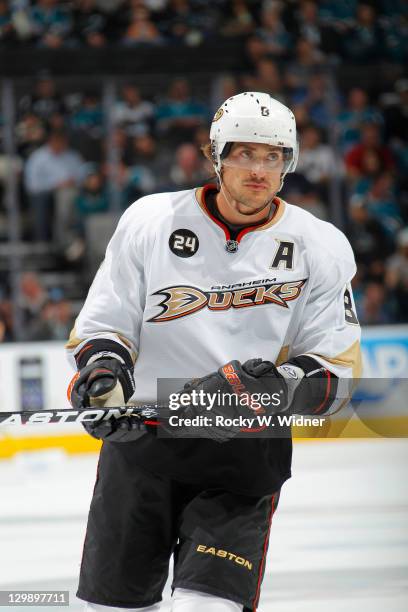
[225, 240, 239, 253]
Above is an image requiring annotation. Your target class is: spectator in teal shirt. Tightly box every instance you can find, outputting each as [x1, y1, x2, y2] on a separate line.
[75, 166, 109, 220]
[337, 88, 383, 153]
[318, 0, 357, 26]
[70, 92, 104, 133]
[156, 78, 208, 143]
[30, 0, 72, 48]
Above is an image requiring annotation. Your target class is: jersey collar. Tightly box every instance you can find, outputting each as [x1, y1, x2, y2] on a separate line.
[195, 183, 286, 244]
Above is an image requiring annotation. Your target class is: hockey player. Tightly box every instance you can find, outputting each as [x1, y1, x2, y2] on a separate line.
[66, 92, 362, 612]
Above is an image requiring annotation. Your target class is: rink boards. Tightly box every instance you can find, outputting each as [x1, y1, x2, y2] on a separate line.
[0, 325, 407, 457]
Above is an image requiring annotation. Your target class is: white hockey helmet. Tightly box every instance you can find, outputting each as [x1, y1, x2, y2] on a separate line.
[209, 92, 298, 179]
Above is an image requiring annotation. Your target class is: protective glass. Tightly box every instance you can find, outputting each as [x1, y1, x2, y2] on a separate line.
[222, 147, 289, 172]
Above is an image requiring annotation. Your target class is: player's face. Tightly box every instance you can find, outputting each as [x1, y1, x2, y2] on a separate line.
[221, 143, 285, 216]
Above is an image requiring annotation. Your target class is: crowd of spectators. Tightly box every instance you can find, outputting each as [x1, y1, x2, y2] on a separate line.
[0, 0, 406, 63]
[0, 0, 407, 341]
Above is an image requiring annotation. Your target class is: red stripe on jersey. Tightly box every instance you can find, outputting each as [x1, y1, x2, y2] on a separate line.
[201, 184, 231, 241]
[252, 494, 276, 611]
[236, 198, 281, 241]
[201, 183, 282, 244]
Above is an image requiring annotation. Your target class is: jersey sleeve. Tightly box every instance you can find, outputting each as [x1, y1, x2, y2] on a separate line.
[65, 205, 145, 369]
[289, 232, 362, 381]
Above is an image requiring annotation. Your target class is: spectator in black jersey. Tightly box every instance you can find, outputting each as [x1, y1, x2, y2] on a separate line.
[221, 0, 256, 38]
[129, 133, 172, 190]
[72, 0, 109, 48]
[19, 74, 66, 122]
[347, 199, 393, 275]
[113, 84, 155, 137]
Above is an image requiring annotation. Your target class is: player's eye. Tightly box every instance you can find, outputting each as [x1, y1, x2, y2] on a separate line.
[240, 150, 252, 159]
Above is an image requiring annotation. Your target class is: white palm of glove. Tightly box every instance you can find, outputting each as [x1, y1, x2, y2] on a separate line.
[89, 380, 125, 408]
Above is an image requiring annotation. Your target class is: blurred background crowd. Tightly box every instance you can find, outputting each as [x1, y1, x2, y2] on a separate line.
[0, 0, 407, 342]
[0, 0, 406, 57]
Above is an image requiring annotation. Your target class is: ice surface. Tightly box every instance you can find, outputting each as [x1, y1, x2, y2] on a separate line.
[0, 439, 407, 611]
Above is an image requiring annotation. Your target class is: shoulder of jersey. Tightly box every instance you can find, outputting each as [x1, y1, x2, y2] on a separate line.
[122, 188, 197, 226]
[282, 200, 355, 264]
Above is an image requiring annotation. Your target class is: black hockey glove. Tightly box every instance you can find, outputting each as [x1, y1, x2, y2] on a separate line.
[167, 359, 288, 443]
[68, 358, 146, 442]
[68, 358, 134, 409]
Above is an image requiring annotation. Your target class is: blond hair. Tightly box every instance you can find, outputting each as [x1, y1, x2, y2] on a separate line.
[201, 142, 213, 164]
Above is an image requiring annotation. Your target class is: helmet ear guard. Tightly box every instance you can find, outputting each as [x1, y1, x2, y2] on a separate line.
[210, 141, 232, 174]
[210, 140, 218, 166]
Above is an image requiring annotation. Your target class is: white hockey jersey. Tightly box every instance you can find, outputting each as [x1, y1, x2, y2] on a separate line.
[67, 183, 362, 402]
